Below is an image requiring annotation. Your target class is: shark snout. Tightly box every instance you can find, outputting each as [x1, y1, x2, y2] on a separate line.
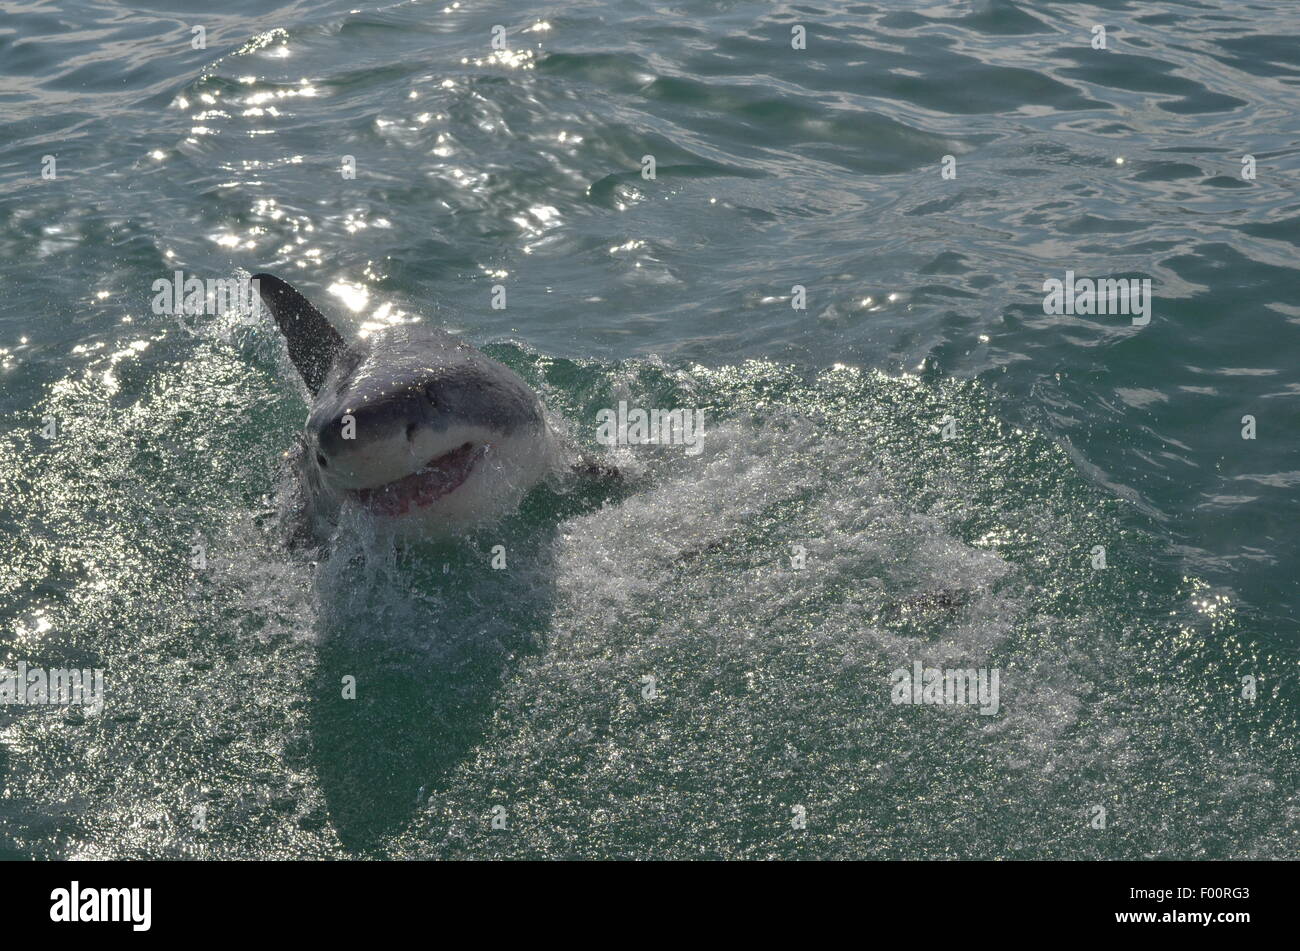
[309, 392, 438, 489]
[307, 387, 504, 494]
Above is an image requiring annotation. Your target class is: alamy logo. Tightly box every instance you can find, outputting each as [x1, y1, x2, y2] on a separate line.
[1042, 270, 1151, 326]
[596, 401, 705, 455]
[890, 661, 1000, 715]
[50, 882, 151, 931]
[0, 663, 105, 713]
[152, 271, 261, 331]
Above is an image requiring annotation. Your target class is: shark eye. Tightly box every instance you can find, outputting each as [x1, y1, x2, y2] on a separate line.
[316, 452, 328, 468]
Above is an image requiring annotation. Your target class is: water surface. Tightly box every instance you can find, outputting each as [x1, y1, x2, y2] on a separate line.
[1, 0, 1297, 858]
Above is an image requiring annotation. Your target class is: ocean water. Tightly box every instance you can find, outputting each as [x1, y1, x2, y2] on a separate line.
[1, 0, 1297, 858]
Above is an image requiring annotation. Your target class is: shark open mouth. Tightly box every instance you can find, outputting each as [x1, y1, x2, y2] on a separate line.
[349, 442, 482, 517]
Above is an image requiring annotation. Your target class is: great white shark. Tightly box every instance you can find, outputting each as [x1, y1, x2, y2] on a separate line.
[253, 273, 600, 543]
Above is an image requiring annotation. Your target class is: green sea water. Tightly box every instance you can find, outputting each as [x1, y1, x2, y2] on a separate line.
[0, 0, 1297, 858]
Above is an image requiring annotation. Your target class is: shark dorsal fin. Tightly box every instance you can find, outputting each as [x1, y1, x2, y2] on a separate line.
[253, 273, 346, 395]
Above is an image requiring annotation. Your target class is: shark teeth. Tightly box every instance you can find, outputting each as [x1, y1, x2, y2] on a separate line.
[348, 442, 483, 517]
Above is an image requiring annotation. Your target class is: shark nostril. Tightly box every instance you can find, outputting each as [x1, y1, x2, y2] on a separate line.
[406, 423, 418, 442]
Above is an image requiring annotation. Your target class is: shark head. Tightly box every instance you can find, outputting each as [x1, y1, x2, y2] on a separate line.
[254, 273, 559, 537]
